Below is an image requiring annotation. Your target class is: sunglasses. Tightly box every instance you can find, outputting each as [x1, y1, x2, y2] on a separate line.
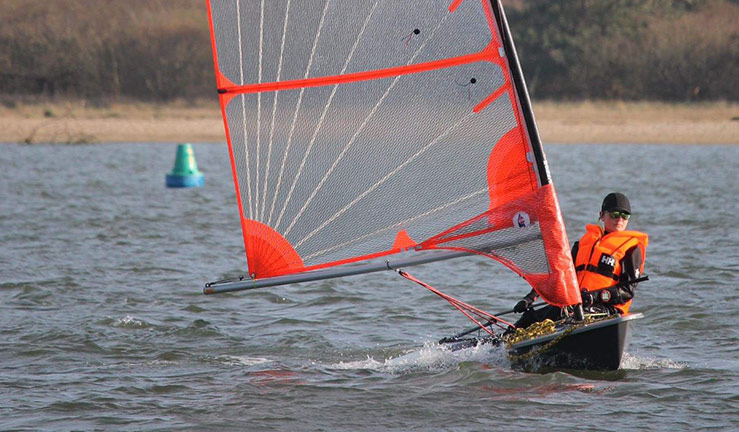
[608, 211, 631, 220]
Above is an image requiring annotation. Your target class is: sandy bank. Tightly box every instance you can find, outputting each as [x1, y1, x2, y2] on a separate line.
[1, 100, 736, 145]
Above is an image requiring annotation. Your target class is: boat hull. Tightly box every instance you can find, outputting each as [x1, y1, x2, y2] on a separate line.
[507, 313, 643, 371]
[441, 313, 643, 372]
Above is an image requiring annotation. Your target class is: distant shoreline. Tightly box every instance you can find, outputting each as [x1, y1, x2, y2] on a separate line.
[1, 100, 737, 145]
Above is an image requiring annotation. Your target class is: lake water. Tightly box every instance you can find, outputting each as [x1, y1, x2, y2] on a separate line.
[1, 142, 738, 431]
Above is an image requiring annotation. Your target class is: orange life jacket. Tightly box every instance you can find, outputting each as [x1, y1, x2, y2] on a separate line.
[574, 224, 648, 314]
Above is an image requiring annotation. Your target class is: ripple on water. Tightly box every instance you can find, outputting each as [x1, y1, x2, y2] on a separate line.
[2, 144, 738, 430]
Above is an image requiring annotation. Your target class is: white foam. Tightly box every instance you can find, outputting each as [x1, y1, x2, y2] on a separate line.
[220, 355, 273, 367]
[113, 315, 147, 328]
[328, 341, 508, 373]
[621, 352, 687, 370]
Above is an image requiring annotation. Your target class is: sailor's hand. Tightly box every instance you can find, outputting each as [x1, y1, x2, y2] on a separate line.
[514, 298, 532, 313]
[580, 290, 595, 307]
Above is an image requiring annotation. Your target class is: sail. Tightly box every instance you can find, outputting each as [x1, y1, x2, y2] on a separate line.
[206, 0, 580, 306]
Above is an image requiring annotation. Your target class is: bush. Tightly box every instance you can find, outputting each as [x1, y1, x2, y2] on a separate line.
[0, 0, 736, 102]
[0, 0, 213, 101]
[507, 0, 738, 101]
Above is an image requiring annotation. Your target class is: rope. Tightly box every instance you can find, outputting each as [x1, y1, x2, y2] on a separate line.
[504, 315, 604, 363]
[397, 269, 515, 336]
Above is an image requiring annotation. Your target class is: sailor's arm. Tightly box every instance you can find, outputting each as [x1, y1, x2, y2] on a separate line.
[514, 289, 538, 312]
[610, 246, 643, 302]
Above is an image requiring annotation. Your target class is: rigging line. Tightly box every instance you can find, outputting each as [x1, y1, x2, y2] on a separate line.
[280, 0, 381, 237]
[295, 110, 474, 249]
[261, 0, 292, 222]
[236, 0, 253, 218]
[255, 0, 265, 219]
[283, 9, 451, 236]
[398, 270, 510, 335]
[302, 188, 487, 261]
[268, 0, 332, 226]
[400, 271, 514, 329]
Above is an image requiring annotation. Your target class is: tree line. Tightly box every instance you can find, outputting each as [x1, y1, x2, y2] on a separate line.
[1, 0, 736, 103]
[507, 0, 738, 101]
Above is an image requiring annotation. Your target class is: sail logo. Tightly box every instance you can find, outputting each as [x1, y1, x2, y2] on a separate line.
[513, 211, 530, 228]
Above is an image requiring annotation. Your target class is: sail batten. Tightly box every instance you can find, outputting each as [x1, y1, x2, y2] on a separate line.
[217, 50, 494, 96]
[205, 0, 580, 307]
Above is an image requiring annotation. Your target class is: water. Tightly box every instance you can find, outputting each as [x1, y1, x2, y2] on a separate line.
[1, 143, 738, 431]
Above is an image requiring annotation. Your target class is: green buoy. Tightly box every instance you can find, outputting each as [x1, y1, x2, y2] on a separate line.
[166, 143, 204, 188]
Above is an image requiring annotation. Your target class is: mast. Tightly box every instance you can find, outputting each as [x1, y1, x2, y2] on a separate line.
[489, 0, 583, 315]
[489, 0, 550, 187]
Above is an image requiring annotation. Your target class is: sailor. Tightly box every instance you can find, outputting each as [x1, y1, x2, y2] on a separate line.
[512, 192, 648, 328]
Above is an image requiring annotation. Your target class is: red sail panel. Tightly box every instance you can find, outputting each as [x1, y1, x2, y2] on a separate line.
[421, 185, 578, 307]
[533, 185, 581, 306]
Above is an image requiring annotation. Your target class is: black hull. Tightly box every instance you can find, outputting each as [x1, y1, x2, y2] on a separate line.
[443, 313, 643, 372]
[508, 313, 642, 371]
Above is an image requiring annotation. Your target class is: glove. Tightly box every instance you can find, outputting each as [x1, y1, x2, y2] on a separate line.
[514, 297, 533, 313]
[580, 290, 595, 307]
